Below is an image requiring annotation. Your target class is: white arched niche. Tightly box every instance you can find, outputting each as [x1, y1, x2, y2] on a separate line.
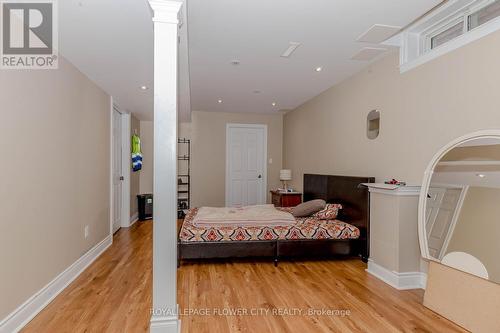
[418, 129, 500, 266]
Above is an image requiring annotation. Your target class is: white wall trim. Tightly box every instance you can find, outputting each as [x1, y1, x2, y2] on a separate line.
[366, 260, 427, 290]
[109, 97, 115, 236]
[129, 212, 139, 226]
[150, 316, 181, 333]
[225, 123, 268, 207]
[0, 235, 112, 333]
[121, 113, 131, 228]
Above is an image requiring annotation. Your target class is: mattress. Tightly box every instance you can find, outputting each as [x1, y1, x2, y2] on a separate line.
[179, 207, 360, 243]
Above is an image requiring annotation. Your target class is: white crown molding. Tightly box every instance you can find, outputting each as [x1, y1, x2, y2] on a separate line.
[366, 260, 427, 290]
[148, 0, 183, 24]
[0, 235, 112, 333]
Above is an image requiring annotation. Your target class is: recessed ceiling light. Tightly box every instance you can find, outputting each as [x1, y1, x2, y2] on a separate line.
[140, 85, 148, 90]
[272, 102, 277, 107]
[315, 67, 322, 72]
[477, 174, 486, 178]
[217, 99, 223, 104]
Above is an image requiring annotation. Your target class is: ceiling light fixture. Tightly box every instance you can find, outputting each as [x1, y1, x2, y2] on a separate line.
[217, 99, 223, 104]
[315, 67, 322, 72]
[140, 85, 148, 90]
[272, 102, 277, 107]
[477, 174, 486, 178]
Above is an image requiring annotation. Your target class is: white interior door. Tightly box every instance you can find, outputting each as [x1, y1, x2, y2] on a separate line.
[226, 124, 267, 207]
[112, 109, 123, 233]
[426, 187, 462, 258]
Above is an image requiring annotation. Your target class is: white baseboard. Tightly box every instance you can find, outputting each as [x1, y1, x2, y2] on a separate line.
[366, 259, 427, 290]
[0, 235, 113, 333]
[150, 316, 180, 333]
[130, 212, 139, 226]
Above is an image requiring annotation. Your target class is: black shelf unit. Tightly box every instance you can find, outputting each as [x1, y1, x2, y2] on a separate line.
[178, 138, 190, 218]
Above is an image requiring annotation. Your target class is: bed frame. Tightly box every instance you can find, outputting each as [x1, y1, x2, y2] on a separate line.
[178, 174, 374, 266]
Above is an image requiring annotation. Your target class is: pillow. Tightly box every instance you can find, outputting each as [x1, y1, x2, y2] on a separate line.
[313, 203, 342, 220]
[291, 199, 326, 217]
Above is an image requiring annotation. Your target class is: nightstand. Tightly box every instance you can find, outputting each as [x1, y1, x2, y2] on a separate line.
[270, 190, 302, 207]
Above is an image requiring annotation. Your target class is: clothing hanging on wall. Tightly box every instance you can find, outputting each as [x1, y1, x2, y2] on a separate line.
[132, 134, 143, 172]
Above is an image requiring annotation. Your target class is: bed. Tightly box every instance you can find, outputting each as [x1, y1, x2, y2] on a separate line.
[178, 174, 374, 266]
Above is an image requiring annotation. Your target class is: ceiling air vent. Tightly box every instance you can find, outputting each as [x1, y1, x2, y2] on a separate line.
[357, 24, 401, 43]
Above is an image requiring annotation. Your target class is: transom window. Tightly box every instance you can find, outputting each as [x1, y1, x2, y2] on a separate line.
[428, 0, 500, 50]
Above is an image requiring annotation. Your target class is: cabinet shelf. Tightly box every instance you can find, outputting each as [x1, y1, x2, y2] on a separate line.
[178, 138, 191, 218]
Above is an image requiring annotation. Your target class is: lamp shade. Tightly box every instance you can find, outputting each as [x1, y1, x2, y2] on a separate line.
[280, 169, 292, 181]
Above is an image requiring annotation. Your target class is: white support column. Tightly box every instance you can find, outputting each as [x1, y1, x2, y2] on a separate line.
[148, 1, 182, 332]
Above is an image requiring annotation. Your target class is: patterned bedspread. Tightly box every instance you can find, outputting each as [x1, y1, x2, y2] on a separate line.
[179, 207, 360, 243]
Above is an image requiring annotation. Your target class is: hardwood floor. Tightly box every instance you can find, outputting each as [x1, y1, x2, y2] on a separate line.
[23, 221, 466, 333]
[22, 221, 153, 333]
[178, 261, 466, 333]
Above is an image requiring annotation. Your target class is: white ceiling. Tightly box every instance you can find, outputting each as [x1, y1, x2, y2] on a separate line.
[60, 0, 193, 121]
[187, 0, 443, 115]
[59, 0, 155, 120]
[59, 0, 442, 121]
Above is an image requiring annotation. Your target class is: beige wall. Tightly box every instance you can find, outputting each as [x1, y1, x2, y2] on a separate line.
[183, 110, 283, 208]
[283, 28, 500, 330]
[0, 57, 110, 319]
[139, 121, 154, 194]
[446, 186, 500, 283]
[369, 192, 421, 273]
[283, 30, 500, 192]
[130, 115, 141, 217]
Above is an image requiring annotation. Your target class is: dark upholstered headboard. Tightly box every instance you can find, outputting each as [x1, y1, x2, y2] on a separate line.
[303, 174, 375, 236]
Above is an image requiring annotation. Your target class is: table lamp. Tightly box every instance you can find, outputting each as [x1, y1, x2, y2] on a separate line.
[280, 169, 292, 191]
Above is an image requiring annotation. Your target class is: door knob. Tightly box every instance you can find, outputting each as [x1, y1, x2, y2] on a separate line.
[258, 175, 262, 179]
[120, 176, 124, 181]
